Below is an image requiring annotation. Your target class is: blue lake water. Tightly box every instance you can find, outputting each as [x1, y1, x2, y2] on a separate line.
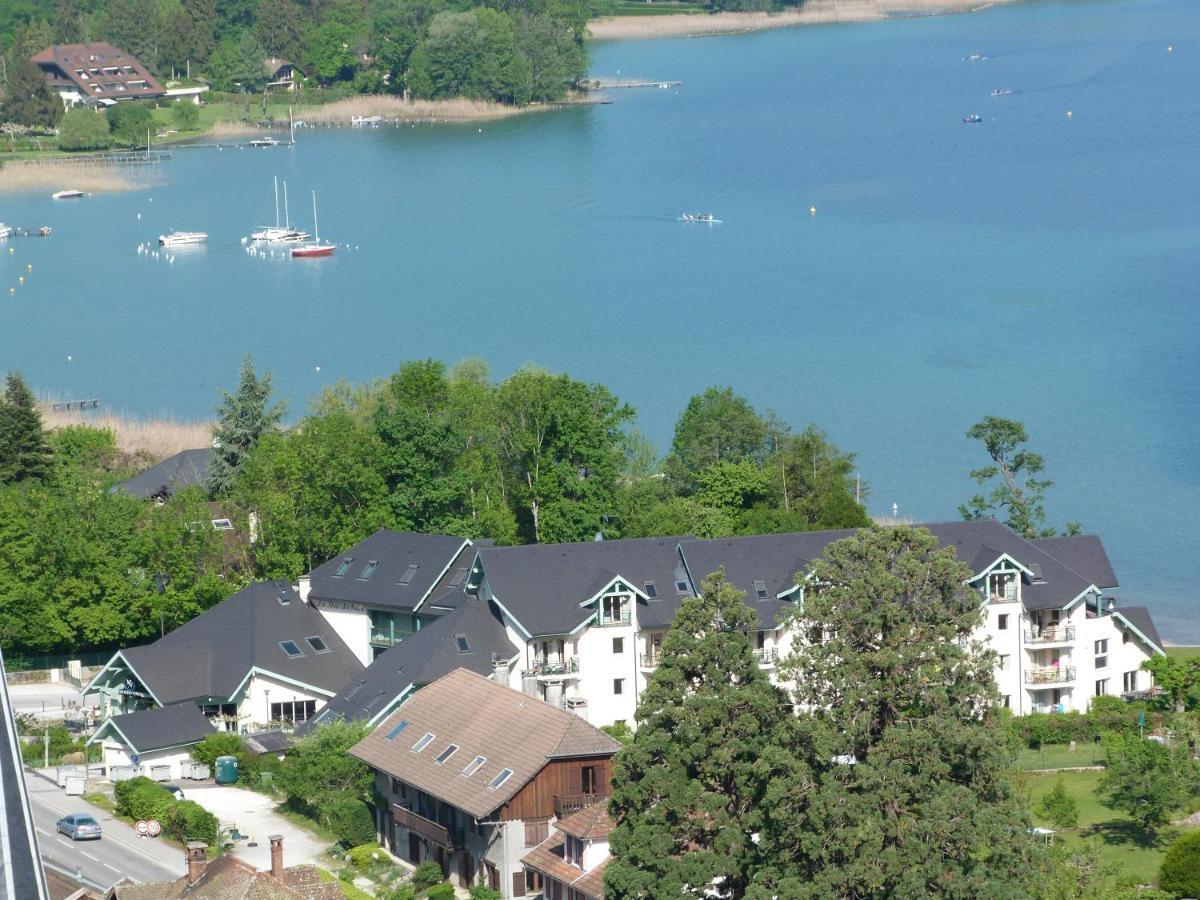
[1, 0, 1197, 637]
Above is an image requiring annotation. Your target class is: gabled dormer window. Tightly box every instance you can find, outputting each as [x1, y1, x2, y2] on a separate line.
[988, 572, 1018, 603]
[600, 592, 630, 626]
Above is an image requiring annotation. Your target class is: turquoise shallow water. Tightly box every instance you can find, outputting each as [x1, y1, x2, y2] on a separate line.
[1, 0, 1198, 637]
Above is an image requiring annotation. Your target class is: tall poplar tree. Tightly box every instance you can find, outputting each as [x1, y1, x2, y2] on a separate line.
[0, 372, 52, 484]
[207, 354, 284, 496]
[605, 571, 796, 899]
[767, 526, 1041, 898]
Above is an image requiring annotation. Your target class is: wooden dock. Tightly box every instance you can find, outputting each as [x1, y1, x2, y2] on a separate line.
[588, 79, 682, 90]
[51, 399, 100, 411]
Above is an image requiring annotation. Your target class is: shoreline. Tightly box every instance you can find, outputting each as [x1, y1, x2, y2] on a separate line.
[588, 0, 1025, 41]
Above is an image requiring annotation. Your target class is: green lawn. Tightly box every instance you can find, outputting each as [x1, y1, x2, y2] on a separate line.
[1022, 769, 1196, 886]
[1017, 743, 1105, 770]
[1165, 645, 1200, 661]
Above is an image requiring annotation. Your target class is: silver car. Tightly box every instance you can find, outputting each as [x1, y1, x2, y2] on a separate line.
[56, 814, 102, 840]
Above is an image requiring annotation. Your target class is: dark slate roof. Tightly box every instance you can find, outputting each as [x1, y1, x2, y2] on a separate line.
[679, 531, 857, 629]
[308, 531, 471, 613]
[113, 448, 210, 500]
[96, 702, 215, 753]
[0, 648, 50, 899]
[297, 593, 515, 734]
[244, 729, 295, 755]
[1031, 535, 1119, 590]
[118, 581, 362, 705]
[1115, 605, 1164, 653]
[475, 537, 692, 636]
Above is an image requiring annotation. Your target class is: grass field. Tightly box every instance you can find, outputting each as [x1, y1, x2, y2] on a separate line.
[1166, 646, 1200, 661]
[1022, 769, 1197, 886]
[1017, 743, 1105, 771]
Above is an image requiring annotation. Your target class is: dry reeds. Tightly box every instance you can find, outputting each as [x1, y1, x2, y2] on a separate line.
[41, 406, 214, 461]
[208, 120, 267, 139]
[296, 95, 529, 125]
[0, 159, 158, 194]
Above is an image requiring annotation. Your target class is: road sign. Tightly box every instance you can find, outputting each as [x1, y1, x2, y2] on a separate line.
[147, 820, 161, 837]
[136, 820, 149, 835]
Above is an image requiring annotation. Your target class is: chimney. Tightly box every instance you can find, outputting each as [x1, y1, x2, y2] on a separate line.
[269, 834, 284, 878]
[186, 842, 208, 885]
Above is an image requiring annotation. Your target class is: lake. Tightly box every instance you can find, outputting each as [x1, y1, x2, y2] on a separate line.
[1, 0, 1197, 638]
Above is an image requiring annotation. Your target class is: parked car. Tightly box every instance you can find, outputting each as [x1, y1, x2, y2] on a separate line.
[164, 785, 185, 800]
[56, 814, 101, 841]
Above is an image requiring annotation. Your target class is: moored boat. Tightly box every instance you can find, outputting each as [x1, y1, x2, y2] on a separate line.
[52, 189, 85, 199]
[991, 88, 1012, 96]
[291, 191, 335, 259]
[251, 178, 310, 243]
[680, 212, 721, 223]
[249, 137, 282, 148]
[963, 114, 982, 124]
[159, 231, 207, 246]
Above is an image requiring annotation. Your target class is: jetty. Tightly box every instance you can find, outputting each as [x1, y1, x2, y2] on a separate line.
[589, 79, 682, 90]
[7, 226, 52, 238]
[51, 399, 100, 411]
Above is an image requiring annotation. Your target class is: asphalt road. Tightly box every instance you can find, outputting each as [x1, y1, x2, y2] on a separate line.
[26, 769, 182, 890]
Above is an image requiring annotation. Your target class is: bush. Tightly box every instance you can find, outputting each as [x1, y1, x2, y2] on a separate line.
[163, 799, 218, 846]
[113, 777, 173, 823]
[58, 108, 111, 151]
[425, 885, 454, 900]
[469, 886, 503, 900]
[171, 101, 200, 131]
[1037, 779, 1079, 830]
[331, 799, 377, 847]
[1160, 830, 1200, 897]
[107, 101, 155, 147]
[347, 842, 385, 869]
[382, 887, 416, 900]
[412, 860, 444, 889]
[192, 732, 244, 768]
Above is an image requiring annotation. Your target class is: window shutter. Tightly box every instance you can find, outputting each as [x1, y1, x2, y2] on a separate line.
[567, 766, 582, 796]
[513, 871, 527, 896]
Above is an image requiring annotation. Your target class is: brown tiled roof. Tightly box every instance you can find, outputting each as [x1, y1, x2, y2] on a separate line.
[110, 857, 344, 899]
[556, 803, 614, 841]
[30, 41, 163, 100]
[521, 833, 608, 900]
[349, 668, 620, 819]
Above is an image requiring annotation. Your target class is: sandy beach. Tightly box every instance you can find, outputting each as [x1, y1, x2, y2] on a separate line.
[588, 0, 1025, 41]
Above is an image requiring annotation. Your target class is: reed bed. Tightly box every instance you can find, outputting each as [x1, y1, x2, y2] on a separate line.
[0, 159, 157, 194]
[208, 120, 268, 139]
[296, 95, 529, 125]
[41, 407, 214, 461]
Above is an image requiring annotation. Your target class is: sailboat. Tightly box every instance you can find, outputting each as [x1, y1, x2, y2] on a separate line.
[251, 177, 309, 243]
[291, 191, 335, 258]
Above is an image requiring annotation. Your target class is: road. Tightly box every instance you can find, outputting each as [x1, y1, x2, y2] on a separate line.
[25, 769, 182, 890]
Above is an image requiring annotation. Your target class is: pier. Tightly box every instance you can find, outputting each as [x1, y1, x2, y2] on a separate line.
[51, 399, 101, 411]
[588, 79, 682, 90]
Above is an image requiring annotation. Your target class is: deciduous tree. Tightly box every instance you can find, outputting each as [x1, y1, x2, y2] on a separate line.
[1100, 731, 1195, 832]
[666, 386, 767, 490]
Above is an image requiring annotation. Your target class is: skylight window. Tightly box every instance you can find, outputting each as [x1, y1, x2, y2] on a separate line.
[488, 768, 513, 789]
[334, 559, 353, 577]
[449, 567, 468, 587]
[398, 564, 419, 585]
[675, 580, 690, 594]
[643, 581, 658, 599]
[277, 588, 292, 606]
[306, 636, 330, 654]
[279, 641, 303, 659]
[386, 720, 411, 741]
[462, 756, 486, 776]
[211, 518, 234, 531]
[434, 744, 459, 764]
[455, 634, 471, 654]
[359, 561, 378, 580]
[411, 733, 435, 752]
[753, 580, 770, 600]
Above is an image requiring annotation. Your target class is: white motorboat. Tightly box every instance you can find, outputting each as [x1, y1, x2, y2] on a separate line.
[0, 224, 12, 239]
[680, 212, 721, 224]
[249, 136, 282, 148]
[52, 189, 85, 199]
[159, 231, 207, 246]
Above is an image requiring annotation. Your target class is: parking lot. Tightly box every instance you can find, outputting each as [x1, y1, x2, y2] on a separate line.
[183, 784, 331, 871]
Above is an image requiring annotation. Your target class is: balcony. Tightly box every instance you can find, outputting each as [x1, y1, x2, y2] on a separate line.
[1025, 666, 1076, 685]
[392, 804, 462, 849]
[528, 657, 581, 680]
[369, 626, 411, 648]
[1024, 626, 1075, 645]
[554, 793, 606, 818]
[754, 648, 779, 667]
[640, 653, 661, 670]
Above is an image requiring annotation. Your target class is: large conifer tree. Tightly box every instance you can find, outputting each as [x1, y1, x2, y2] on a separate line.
[207, 354, 284, 496]
[764, 526, 1041, 898]
[604, 570, 797, 899]
[0, 371, 51, 483]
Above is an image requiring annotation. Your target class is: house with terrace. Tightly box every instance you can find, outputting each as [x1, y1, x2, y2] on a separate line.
[299, 530, 480, 665]
[83, 580, 362, 732]
[349, 668, 620, 899]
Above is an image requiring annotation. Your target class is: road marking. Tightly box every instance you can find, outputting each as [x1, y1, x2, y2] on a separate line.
[35, 827, 49, 836]
[56, 837, 71, 846]
[81, 851, 99, 861]
[104, 864, 120, 872]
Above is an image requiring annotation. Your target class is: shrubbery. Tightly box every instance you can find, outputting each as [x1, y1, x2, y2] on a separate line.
[112, 777, 218, 846]
[425, 884, 454, 900]
[1160, 830, 1200, 897]
[192, 732, 244, 768]
[1011, 702, 1160, 748]
[411, 860, 444, 890]
[347, 842, 386, 869]
[330, 799, 376, 847]
[58, 109, 111, 152]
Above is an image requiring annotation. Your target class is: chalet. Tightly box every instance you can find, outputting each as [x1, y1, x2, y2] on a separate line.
[31, 42, 164, 106]
[349, 669, 620, 898]
[83, 581, 362, 731]
[522, 803, 614, 900]
[299, 530, 480, 665]
[264, 58, 297, 92]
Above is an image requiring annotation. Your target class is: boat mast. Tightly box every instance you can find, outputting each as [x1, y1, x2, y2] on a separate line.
[274, 176, 280, 229]
[284, 182, 290, 229]
[311, 191, 319, 243]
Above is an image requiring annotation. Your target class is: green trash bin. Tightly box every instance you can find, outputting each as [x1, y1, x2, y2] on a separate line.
[214, 755, 239, 784]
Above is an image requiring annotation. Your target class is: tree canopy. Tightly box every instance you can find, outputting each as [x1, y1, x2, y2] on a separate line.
[207, 353, 285, 496]
[0, 372, 52, 484]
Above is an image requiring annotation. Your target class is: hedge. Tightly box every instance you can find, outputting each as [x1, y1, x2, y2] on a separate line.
[1160, 830, 1200, 897]
[331, 799, 376, 847]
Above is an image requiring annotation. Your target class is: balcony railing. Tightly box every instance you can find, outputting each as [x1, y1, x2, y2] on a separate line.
[640, 653, 661, 669]
[1025, 666, 1076, 685]
[754, 648, 779, 666]
[554, 793, 605, 818]
[369, 626, 411, 648]
[392, 804, 461, 848]
[528, 657, 580, 677]
[1024, 626, 1075, 645]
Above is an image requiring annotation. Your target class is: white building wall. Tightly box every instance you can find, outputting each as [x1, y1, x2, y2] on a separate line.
[310, 599, 371, 666]
[574, 616, 639, 728]
[977, 599, 1024, 712]
[101, 742, 194, 780]
[236, 672, 327, 729]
